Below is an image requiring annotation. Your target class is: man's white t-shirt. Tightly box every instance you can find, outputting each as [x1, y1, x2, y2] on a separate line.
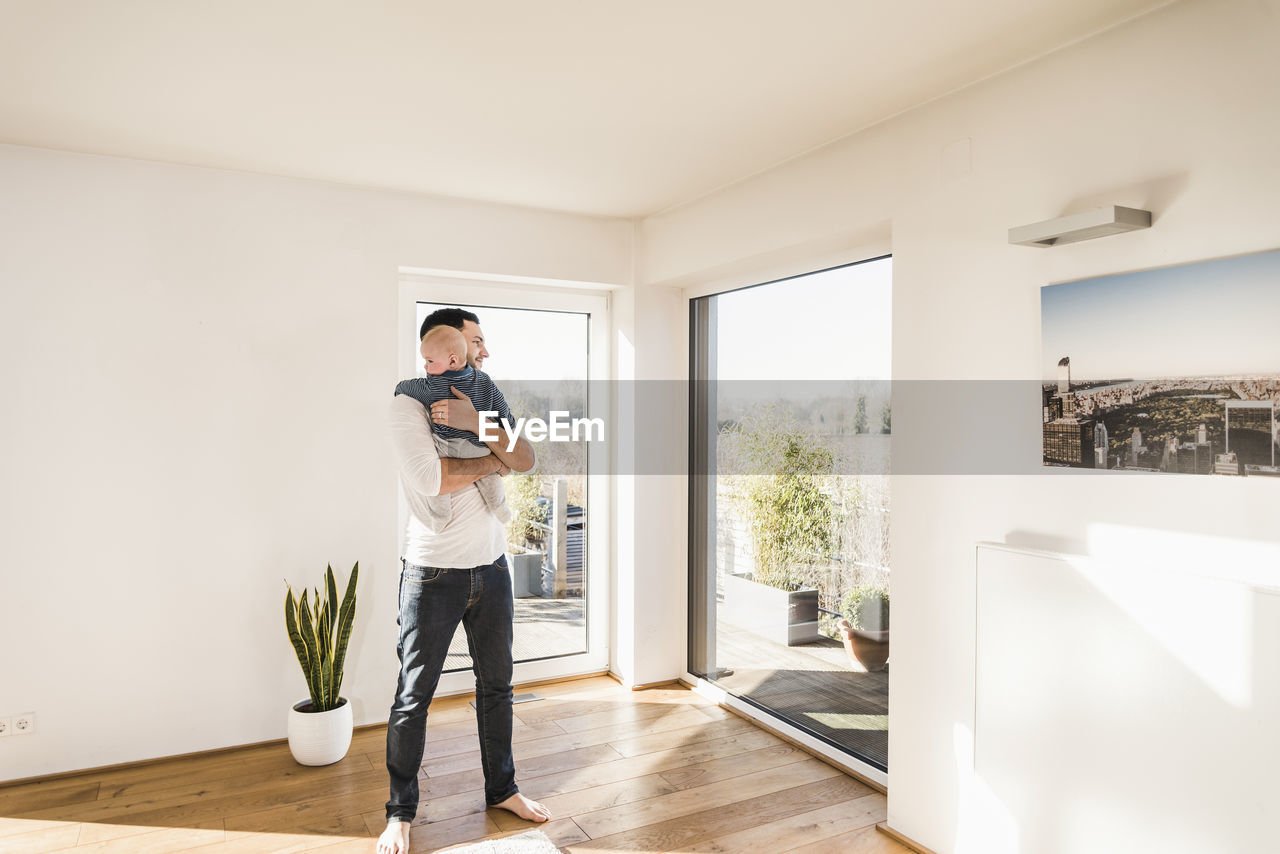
[389, 395, 507, 568]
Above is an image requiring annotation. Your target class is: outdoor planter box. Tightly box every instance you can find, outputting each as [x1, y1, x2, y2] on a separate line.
[506, 551, 544, 598]
[721, 572, 820, 646]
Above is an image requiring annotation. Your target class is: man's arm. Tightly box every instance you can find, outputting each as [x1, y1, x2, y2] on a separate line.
[390, 396, 505, 496]
[430, 387, 536, 473]
[480, 425, 535, 474]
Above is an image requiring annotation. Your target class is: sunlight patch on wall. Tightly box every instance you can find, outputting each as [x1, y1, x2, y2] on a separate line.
[1083, 524, 1280, 709]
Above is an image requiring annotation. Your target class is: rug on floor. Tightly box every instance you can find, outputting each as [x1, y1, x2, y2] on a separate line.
[440, 829, 560, 854]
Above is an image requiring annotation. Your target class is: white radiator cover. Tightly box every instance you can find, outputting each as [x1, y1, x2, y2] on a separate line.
[973, 542, 1280, 854]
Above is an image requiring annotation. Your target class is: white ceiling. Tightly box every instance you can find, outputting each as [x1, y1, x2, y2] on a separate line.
[0, 0, 1171, 218]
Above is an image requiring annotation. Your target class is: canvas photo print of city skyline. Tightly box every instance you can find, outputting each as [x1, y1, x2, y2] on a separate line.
[1041, 249, 1280, 477]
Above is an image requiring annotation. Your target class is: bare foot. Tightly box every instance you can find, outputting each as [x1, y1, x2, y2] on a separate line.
[376, 820, 411, 854]
[492, 792, 551, 823]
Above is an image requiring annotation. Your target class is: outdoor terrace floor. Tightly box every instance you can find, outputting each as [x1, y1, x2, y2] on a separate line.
[713, 620, 889, 770]
[446, 597, 587, 672]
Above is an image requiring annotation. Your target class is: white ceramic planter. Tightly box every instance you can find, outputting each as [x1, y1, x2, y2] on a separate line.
[287, 698, 353, 766]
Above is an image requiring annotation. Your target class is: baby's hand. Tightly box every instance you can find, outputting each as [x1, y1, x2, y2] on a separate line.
[430, 387, 479, 433]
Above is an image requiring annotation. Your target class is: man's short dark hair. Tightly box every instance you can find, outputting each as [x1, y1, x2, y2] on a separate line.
[420, 307, 480, 340]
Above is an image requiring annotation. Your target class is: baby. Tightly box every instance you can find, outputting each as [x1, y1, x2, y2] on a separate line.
[393, 325, 512, 529]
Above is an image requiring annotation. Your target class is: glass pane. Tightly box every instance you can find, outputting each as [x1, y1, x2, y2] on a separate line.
[691, 258, 893, 770]
[414, 302, 590, 670]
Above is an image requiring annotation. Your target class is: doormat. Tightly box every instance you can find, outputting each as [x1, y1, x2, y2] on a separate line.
[441, 829, 559, 853]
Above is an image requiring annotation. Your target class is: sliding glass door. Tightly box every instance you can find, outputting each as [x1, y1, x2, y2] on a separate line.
[689, 257, 892, 771]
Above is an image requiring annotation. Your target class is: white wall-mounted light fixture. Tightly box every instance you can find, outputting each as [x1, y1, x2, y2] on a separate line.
[1009, 205, 1152, 248]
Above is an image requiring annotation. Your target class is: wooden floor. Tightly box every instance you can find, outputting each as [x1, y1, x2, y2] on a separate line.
[445, 600, 889, 768]
[0, 677, 908, 854]
[448, 600, 890, 768]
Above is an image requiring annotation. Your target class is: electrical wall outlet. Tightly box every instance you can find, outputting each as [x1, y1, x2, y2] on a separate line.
[0, 717, 11, 737]
[13, 713, 35, 735]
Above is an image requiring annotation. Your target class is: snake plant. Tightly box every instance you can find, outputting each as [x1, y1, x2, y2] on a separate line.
[285, 562, 358, 712]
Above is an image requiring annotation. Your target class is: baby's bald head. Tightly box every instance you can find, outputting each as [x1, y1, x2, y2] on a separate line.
[420, 325, 468, 375]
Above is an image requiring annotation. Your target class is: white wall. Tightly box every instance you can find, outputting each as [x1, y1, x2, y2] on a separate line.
[0, 144, 631, 781]
[610, 283, 689, 687]
[640, 0, 1280, 850]
[974, 542, 1280, 854]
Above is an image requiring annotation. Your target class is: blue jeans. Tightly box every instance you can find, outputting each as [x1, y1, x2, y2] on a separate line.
[385, 554, 518, 823]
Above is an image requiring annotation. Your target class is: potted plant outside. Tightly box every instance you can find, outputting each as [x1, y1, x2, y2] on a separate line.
[722, 422, 837, 646]
[838, 584, 889, 672]
[284, 562, 358, 765]
[504, 473, 547, 598]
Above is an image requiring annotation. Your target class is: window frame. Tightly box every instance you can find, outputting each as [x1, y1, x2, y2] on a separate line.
[684, 250, 893, 789]
[397, 272, 613, 691]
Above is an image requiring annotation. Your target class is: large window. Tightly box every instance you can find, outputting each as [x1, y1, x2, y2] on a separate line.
[398, 277, 611, 691]
[689, 256, 892, 771]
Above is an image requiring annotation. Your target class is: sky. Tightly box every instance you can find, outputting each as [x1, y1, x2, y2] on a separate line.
[713, 256, 893, 382]
[415, 256, 893, 386]
[1041, 249, 1280, 381]
[415, 302, 588, 383]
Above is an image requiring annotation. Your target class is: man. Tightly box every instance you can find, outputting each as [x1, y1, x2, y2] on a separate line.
[378, 308, 550, 854]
